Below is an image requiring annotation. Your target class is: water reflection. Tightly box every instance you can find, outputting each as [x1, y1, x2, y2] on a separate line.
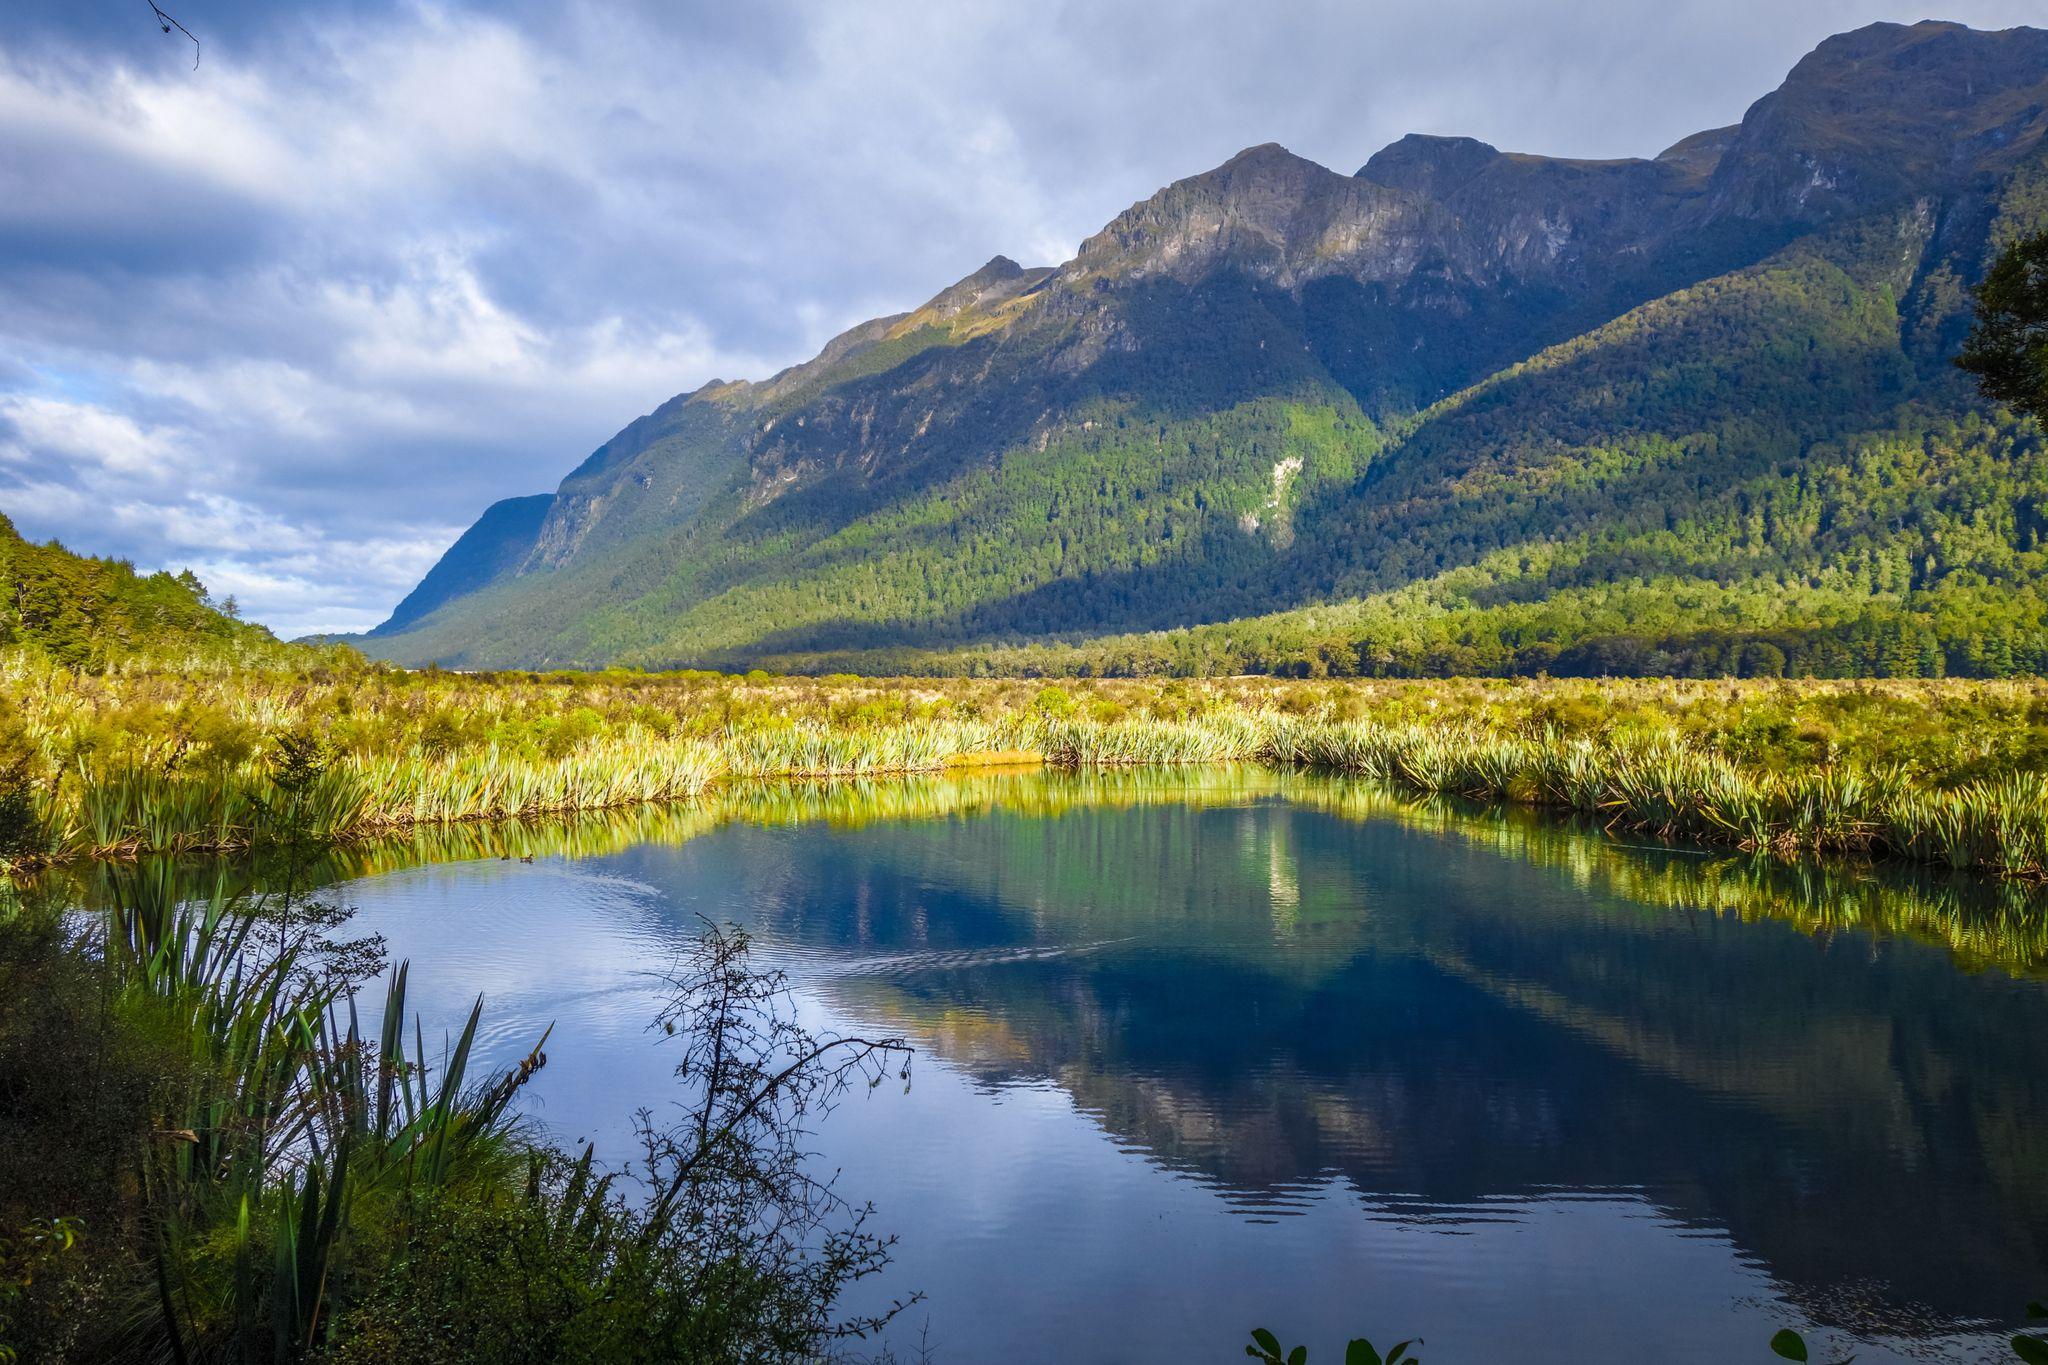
[63, 768, 2048, 1362]
[725, 793, 2048, 1312]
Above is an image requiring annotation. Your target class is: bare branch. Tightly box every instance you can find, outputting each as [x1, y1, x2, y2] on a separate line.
[145, 2, 200, 69]
[648, 1032, 903, 1224]
[628, 919, 918, 1345]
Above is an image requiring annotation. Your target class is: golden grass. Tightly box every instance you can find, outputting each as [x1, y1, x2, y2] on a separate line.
[7, 654, 2048, 878]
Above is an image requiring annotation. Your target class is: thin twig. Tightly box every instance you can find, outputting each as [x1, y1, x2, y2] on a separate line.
[146, 2, 200, 69]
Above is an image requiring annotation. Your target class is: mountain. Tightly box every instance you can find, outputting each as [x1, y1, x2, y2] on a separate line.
[0, 514, 304, 670]
[379, 494, 552, 634]
[363, 20, 2048, 678]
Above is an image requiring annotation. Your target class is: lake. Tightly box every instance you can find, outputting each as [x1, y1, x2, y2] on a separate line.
[303, 767, 2048, 1362]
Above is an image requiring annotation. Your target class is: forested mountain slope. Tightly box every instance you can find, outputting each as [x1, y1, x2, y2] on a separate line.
[361, 20, 2048, 677]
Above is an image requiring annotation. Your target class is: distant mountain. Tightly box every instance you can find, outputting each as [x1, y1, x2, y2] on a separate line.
[0, 514, 302, 670]
[363, 21, 2048, 677]
[378, 494, 552, 634]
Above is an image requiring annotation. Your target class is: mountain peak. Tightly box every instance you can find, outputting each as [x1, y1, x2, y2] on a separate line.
[1799, 17, 1969, 64]
[1211, 141, 1330, 181]
[942, 255, 1026, 292]
[1067, 141, 1370, 284]
[1224, 141, 1302, 164]
[1356, 134, 1501, 195]
[1780, 17, 2045, 90]
[1703, 17, 2048, 223]
[919, 253, 1050, 321]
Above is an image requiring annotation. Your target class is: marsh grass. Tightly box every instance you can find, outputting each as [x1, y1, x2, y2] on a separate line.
[42, 765, 2047, 978]
[1311, 782, 2048, 974]
[8, 655, 2048, 880]
[1260, 718, 2048, 878]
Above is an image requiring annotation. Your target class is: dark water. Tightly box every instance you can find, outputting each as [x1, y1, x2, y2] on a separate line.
[305, 769, 2048, 1362]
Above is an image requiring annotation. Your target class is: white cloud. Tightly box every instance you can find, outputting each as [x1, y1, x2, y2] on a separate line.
[0, 394, 185, 476]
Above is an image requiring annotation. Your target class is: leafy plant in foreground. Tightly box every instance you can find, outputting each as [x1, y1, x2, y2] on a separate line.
[1247, 1327, 1419, 1364]
[3, 861, 921, 1362]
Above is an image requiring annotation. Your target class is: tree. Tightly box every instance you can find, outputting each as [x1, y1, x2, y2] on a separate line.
[1959, 230, 2048, 422]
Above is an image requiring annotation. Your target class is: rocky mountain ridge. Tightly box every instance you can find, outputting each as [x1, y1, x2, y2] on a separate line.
[359, 20, 2048, 676]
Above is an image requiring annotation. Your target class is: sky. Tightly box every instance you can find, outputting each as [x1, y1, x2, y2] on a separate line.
[2, 1, 2043, 637]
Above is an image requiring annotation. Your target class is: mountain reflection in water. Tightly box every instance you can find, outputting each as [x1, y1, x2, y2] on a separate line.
[159, 768, 2048, 1363]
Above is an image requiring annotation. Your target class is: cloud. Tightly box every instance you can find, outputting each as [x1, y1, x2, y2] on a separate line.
[0, 393, 453, 634]
[0, 0, 2043, 636]
[0, 394, 183, 476]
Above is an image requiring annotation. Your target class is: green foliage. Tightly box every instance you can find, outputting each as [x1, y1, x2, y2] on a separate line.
[0, 513, 312, 671]
[1247, 1328, 1419, 1365]
[1032, 685, 1077, 719]
[0, 777, 41, 864]
[0, 1217, 86, 1365]
[10, 666, 2048, 880]
[1769, 1327, 1813, 1360]
[1959, 229, 2048, 421]
[0, 848, 909, 1362]
[760, 225, 2048, 681]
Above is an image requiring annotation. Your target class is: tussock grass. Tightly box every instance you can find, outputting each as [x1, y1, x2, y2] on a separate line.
[1263, 718, 2048, 879]
[7, 654, 2048, 879]
[33, 764, 2047, 976]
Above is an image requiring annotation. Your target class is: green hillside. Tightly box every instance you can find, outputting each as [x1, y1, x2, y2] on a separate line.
[0, 514, 308, 670]
[361, 20, 2048, 678]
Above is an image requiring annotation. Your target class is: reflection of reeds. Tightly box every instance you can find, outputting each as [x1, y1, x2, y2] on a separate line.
[301, 766, 1299, 881]
[51, 735, 723, 859]
[30, 722, 1036, 862]
[1294, 781, 2048, 976]
[46, 764, 2033, 980]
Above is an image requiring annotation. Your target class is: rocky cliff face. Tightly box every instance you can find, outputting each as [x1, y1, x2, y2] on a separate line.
[1069, 142, 1446, 288]
[366, 21, 2048, 668]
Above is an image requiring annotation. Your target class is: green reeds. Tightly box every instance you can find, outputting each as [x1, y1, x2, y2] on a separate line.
[1029, 714, 1265, 765]
[39, 713, 2048, 879]
[1265, 718, 2048, 880]
[10, 659, 2048, 881]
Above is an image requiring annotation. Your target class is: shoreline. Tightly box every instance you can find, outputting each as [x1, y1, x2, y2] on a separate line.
[13, 733, 2048, 887]
[8, 669, 2048, 882]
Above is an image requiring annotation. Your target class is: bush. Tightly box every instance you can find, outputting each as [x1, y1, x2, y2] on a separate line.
[1033, 685, 1077, 719]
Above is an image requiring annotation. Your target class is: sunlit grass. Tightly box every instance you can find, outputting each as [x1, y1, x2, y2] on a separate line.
[8, 652, 2048, 878]
[1263, 717, 2048, 878]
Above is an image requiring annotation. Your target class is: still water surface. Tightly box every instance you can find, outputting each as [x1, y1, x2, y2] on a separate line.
[315, 768, 2048, 1362]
